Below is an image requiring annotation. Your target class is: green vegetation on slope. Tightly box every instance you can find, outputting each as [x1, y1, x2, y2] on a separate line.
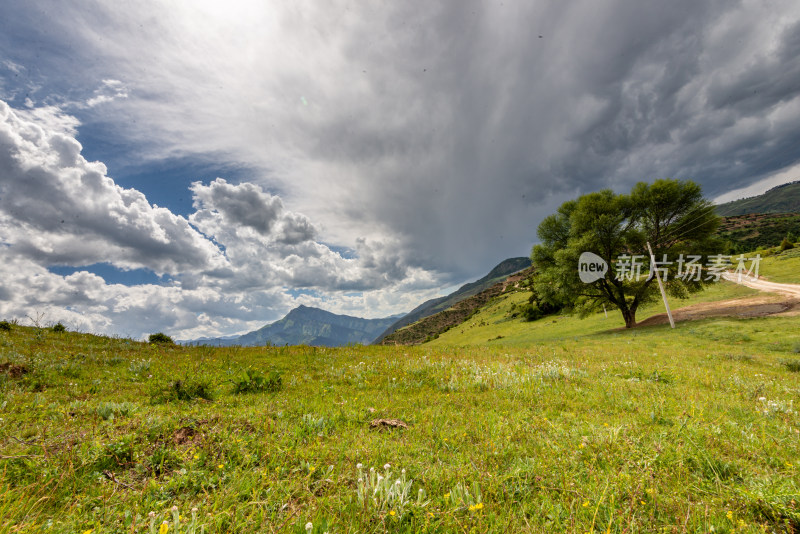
[716, 180, 800, 216]
[374, 257, 531, 343]
[718, 213, 800, 253]
[380, 267, 533, 345]
[2, 283, 800, 533]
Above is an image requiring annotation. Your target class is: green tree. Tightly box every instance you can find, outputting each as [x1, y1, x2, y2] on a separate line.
[532, 179, 722, 328]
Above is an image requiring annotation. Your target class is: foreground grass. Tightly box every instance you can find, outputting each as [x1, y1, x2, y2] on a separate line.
[1, 316, 799, 533]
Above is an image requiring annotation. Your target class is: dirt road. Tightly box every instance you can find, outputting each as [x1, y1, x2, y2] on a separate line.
[721, 272, 800, 298]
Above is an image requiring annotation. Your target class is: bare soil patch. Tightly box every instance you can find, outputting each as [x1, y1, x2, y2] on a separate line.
[637, 295, 800, 327]
[0, 362, 30, 378]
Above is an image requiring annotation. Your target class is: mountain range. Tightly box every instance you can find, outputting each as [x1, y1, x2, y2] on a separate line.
[183, 305, 400, 347]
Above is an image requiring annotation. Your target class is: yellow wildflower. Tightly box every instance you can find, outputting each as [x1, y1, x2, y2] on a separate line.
[582, 500, 590, 508]
[159, 521, 169, 534]
[218, 464, 224, 469]
[727, 510, 733, 520]
[389, 510, 396, 517]
[444, 493, 450, 499]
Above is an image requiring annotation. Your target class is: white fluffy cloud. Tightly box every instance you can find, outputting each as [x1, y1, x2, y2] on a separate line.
[0, 100, 228, 275]
[0, 99, 442, 338]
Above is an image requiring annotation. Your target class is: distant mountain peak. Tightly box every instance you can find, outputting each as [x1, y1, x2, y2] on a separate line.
[182, 305, 399, 347]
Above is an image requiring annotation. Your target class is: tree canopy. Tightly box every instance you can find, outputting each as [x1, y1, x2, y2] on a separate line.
[531, 179, 723, 328]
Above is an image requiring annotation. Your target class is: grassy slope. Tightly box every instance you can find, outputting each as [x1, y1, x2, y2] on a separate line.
[380, 268, 533, 346]
[759, 247, 800, 284]
[2, 278, 800, 532]
[374, 258, 531, 343]
[429, 282, 759, 347]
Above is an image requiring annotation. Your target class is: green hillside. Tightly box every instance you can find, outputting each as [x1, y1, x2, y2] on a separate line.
[373, 257, 531, 342]
[716, 180, 800, 216]
[380, 267, 533, 345]
[428, 280, 757, 346]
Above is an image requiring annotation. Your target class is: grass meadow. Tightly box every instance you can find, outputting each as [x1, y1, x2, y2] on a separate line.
[1, 269, 800, 532]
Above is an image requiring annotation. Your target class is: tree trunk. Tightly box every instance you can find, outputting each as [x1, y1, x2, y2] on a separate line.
[621, 308, 637, 328]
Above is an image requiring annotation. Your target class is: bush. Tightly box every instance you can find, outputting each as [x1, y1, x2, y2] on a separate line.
[231, 368, 282, 394]
[51, 322, 66, 333]
[780, 237, 794, 251]
[0, 321, 11, 332]
[151, 377, 215, 403]
[148, 332, 174, 344]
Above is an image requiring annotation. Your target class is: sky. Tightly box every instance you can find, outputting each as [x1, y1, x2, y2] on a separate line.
[1, 1, 800, 340]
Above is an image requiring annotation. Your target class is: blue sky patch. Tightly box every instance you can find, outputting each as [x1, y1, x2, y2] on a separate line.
[48, 263, 169, 286]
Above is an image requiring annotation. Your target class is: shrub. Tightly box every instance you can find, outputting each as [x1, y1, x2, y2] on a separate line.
[231, 368, 282, 394]
[51, 322, 66, 333]
[151, 377, 215, 403]
[780, 237, 794, 251]
[0, 321, 11, 332]
[148, 332, 174, 344]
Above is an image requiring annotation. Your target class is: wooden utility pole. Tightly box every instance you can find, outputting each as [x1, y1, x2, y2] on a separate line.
[647, 241, 675, 329]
